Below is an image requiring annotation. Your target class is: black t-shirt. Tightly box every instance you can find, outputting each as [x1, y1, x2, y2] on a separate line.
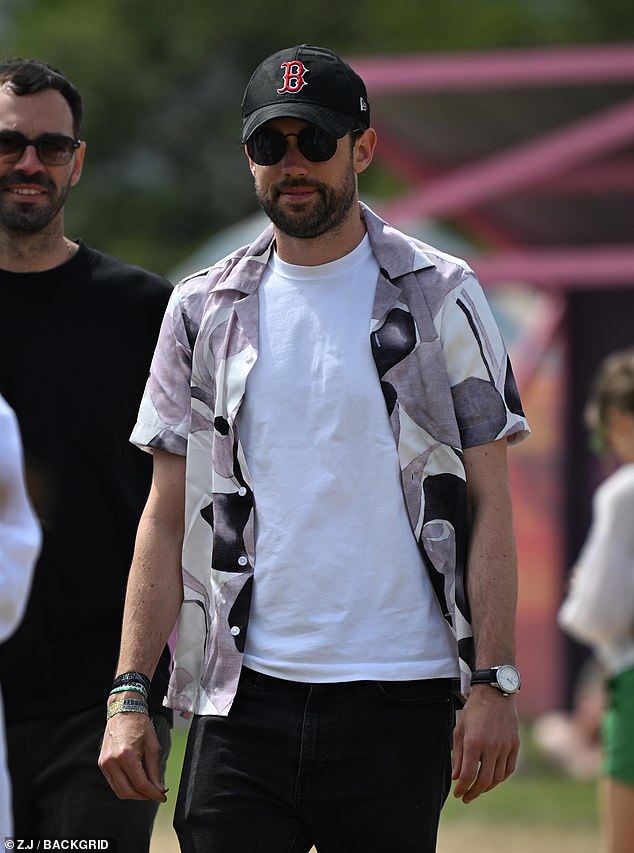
[0, 243, 173, 721]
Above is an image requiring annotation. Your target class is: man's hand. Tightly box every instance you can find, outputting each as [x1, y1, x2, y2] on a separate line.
[98, 711, 167, 802]
[451, 686, 520, 803]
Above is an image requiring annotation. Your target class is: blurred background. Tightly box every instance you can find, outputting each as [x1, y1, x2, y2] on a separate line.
[3, 1, 633, 847]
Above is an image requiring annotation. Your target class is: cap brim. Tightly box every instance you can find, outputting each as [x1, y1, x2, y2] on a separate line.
[242, 102, 354, 143]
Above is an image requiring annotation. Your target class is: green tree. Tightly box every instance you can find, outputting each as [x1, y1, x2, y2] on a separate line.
[2, 0, 632, 275]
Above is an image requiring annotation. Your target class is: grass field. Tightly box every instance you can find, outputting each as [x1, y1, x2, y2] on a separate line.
[150, 720, 600, 852]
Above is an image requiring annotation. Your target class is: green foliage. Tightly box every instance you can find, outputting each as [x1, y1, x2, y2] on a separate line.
[442, 774, 598, 827]
[442, 729, 600, 827]
[2, 0, 632, 275]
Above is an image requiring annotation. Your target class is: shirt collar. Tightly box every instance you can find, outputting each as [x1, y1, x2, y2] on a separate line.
[213, 202, 437, 296]
[360, 202, 436, 282]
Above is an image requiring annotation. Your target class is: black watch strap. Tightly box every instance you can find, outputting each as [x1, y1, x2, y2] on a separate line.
[470, 665, 521, 694]
[470, 668, 498, 685]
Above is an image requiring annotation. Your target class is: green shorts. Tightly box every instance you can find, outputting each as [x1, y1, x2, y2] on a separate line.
[603, 666, 634, 786]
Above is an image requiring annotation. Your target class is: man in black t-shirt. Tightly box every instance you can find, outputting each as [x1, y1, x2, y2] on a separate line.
[0, 58, 172, 849]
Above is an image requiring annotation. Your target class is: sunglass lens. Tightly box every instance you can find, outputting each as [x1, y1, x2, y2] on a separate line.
[0, 133, 25, 160]
[297, 127, 337, 162]
[39, 135, 74, 165]
[247, 130, 286, 166]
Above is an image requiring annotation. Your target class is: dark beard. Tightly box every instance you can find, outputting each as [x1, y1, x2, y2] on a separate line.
[0, 171, 70, 233]
[256, 166, 357, 239]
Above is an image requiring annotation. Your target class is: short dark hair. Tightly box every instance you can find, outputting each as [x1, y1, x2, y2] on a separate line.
[585, 347, 634, 453]
[0, 57, 83, 136]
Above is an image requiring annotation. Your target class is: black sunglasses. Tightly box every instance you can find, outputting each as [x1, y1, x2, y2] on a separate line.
[247, 126, 360, 166]
[0, 131, 81, 166]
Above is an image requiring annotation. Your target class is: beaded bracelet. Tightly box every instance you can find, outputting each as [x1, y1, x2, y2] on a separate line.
[109, 683, 148, 700]
[107, 697, 149, 721]
[111, 671, 151, 692]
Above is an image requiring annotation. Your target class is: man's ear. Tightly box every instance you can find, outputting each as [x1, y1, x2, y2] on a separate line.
[354, 127, 377, 175]
[70, 139, 86, 187]
[244, 144, 257, 176]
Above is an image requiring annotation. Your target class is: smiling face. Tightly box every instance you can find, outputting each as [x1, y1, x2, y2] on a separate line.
[0, 86, 85, 235]
[246, 118, 377, 250]
[248, 118, 359, 241]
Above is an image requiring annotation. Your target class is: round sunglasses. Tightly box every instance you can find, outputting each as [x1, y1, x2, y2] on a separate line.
[247, 126, 360, 166]
[0, 131, 81, 166]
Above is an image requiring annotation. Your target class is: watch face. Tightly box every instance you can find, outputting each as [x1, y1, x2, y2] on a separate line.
[496, 665, 521, 693]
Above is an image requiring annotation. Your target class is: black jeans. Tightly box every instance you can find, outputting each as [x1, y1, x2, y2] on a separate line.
[175, 667, 455, 853]
[7, 703, 171, 851]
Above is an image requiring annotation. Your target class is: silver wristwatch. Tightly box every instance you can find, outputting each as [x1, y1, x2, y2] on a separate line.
[470, 664, 521, 696]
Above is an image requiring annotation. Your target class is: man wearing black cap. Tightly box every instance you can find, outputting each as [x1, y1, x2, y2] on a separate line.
[100, 45, 530, 852]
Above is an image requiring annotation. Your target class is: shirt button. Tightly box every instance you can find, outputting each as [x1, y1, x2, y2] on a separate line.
[230, 626, 240, 636]
[238, 556, 248, 567]
[238, 487, 247, 497]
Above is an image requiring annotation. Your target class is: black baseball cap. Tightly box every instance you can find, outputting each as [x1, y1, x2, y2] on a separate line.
[241, 44, 371, 143]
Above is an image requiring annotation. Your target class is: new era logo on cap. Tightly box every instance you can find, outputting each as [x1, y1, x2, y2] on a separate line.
[241, 44, 371, 143]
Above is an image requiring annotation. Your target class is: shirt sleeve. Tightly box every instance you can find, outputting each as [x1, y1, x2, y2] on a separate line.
[130, 285, 194, 457]
[559, 471, 634, 647]
[439, 272, 530, 449]
[0, 397, 41, 643]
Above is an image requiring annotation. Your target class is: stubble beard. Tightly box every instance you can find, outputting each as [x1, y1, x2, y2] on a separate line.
[255, 162, 357, 240]
[0, 171, 71, 233]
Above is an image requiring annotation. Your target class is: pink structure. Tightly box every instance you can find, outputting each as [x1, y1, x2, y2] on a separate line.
[349, 43, 634, 715]
[351, 43, 634, 285]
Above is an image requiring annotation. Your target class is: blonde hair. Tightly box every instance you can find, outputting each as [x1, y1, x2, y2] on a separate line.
[585, 348, 634, 454]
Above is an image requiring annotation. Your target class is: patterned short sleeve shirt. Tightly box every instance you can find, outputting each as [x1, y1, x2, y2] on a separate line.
[132, 204, 530, 715]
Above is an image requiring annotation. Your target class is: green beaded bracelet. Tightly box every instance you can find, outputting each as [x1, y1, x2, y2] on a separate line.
[109, 683, 148, 699]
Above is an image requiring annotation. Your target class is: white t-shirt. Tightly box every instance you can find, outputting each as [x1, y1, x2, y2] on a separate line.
[559, 463, 634, 675]
[238, 236, 458, 682]
[0, 395, 40, 838]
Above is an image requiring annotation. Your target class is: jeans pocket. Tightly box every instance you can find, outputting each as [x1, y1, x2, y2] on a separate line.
[372, 678, 453, 704]
[238, 666, 270, 693]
